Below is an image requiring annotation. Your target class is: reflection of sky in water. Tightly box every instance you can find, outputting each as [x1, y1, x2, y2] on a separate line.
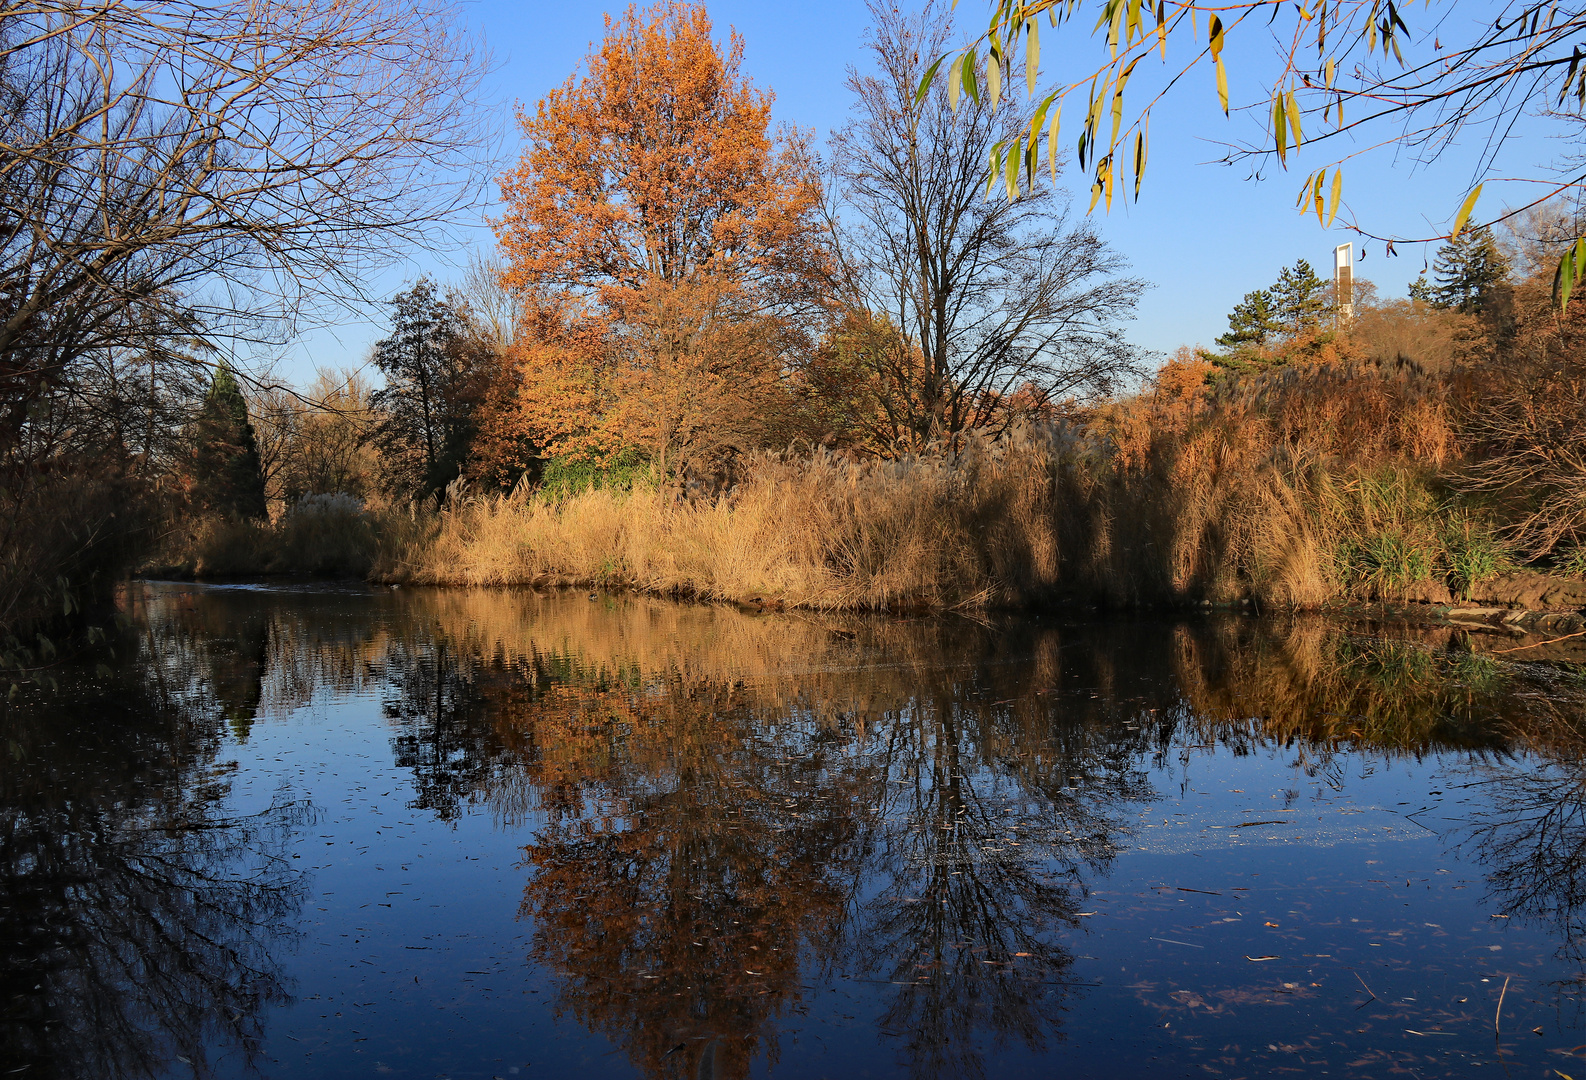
[6, 582, 1586, 1079]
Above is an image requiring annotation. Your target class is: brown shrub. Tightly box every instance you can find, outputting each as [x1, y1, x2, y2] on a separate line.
[0, 462, 151, 639]
[1459, 273, 1586, 556]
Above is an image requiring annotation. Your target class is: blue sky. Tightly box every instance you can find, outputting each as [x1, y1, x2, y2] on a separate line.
[277, 0, 1550, 384]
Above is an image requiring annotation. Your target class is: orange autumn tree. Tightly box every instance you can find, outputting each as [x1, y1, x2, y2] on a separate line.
[488, 1, 828, 481]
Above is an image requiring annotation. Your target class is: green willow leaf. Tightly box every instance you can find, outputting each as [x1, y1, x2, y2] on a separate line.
[916, 53, 947, 106]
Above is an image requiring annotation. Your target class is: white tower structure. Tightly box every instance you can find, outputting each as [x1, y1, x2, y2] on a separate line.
[1334, 243, 1354, 325]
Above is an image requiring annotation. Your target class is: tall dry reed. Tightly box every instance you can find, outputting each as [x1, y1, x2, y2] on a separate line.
[383, 428, 1064, 610]
[1067, 355, 1493, 607]
[165, 358, 1517, 612]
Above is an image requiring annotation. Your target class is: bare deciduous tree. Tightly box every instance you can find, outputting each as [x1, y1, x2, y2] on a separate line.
[250, 367, 380, 513]
[457, 253, 524, 358]
[0, 0, 492, 468]
[828, 1, 1145, 451]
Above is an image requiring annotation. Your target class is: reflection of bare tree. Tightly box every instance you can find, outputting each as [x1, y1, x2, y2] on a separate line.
[0, 651, 307, 1079]
[1462, 758, 1586, 950]
[1452, 691, 1586, 984]
[852, 676, 1152, 1079]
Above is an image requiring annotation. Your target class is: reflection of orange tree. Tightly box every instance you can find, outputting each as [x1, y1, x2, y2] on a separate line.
[515, 674, 875, 1080]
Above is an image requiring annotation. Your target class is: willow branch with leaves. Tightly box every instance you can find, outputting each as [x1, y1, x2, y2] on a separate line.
[922, 0, 1586, 307]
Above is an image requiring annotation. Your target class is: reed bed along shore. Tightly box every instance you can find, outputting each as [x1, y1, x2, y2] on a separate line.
[373, 358, 1534, 611]
[380, 438, 1059, 610]
[157, 358, 1584, 614]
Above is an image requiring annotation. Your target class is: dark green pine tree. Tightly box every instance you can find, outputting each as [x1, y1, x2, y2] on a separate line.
[1268, 257, 1331, 333]
[1212, 258, 1336, 382]
[1215, 288, 1278, 351]
[191, 361, 268, 519]
[1426, 226, 1510, 313]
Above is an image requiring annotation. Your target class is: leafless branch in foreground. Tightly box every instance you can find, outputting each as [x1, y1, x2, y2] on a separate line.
[0, 0, 495, 465]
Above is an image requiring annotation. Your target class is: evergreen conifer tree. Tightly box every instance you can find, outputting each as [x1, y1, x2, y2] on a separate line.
[191, 361, 268, 519]
[370, 278, 486, 498]
[1215, 289, 1277, 351]
[1426, 226, 1510, 313]
[1212, 258, 1336, 381]
[1269, 258, 1331, 333]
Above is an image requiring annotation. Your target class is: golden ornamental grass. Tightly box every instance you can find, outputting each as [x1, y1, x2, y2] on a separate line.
[166, 360, 1529, 613]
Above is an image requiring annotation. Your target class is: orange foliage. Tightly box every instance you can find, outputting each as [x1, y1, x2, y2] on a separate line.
[487, 1, 828, 476]
[795, 308, 920, 454]
[1100, 346, 1213, 472]
[470, 302, 613, 479]
[496, 0, 824, 314]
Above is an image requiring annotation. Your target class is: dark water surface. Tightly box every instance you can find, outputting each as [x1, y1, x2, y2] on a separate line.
[5, 582, 1586, 1079]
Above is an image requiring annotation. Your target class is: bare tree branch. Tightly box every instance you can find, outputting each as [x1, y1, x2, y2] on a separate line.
[0, 0, 494, 466]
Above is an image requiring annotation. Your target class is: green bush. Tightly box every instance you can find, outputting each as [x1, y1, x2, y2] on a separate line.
[537, 451, 656, 501]
[1441, 517, 1515, 600]
[1337, 527, 1438, 598]
[1558, 545, 1586, 579]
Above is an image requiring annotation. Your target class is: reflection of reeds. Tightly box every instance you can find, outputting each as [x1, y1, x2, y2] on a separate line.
[1173, 616, 1585, 752]
[131, 581, 1586, 765]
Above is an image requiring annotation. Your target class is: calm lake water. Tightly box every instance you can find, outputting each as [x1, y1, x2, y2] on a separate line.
[5, 581, 1586, 1079]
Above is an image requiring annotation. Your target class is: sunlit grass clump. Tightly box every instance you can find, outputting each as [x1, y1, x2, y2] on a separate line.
[382, 436, 1061, 610]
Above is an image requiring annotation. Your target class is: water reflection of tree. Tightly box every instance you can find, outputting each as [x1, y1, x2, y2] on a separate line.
[510, 672, 872, 1080]
[338, 595, 1186, 1079]
[0, 649, 306, 1079]
[381, 637, 510, 820]
[366, 615, 1154, 1080]
[1451, 685, 1586, 985]
[134, 582, 400, 732]
[850, 631, 1154, 1080]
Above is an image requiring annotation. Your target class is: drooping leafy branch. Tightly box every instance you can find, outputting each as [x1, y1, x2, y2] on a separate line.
[921, 1, 1586, 307]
